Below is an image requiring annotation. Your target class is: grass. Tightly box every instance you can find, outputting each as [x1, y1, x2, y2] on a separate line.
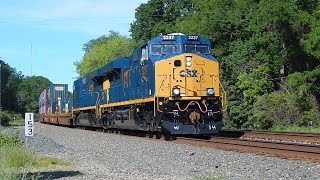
[8, 118, 25, 126]
[271, 125, 320, 133]
[0, 146, 69, 168]
[0, 125, 5, 132]
[0, 134, 69, 180]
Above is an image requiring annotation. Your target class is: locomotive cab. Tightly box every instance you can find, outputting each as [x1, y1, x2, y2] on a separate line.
[148, 33, 224, 135]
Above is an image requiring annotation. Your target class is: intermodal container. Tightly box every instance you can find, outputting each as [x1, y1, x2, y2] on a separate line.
[46, 83, 69, 102]
[38, 89, 46, 114]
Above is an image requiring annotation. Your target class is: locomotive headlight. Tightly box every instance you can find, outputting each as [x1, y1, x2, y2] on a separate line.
[207, 88, 214, 96]
[172, 87, 180, 96]
[186, 56, 192, 67]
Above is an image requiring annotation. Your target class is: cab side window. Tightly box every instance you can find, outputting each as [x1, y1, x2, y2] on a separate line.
[140, 46, 148, 64]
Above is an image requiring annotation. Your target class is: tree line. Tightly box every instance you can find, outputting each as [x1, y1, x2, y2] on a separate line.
[3, 0, 317, 129]
[0, 59, 50, 125]
[76, 0, 319, 129]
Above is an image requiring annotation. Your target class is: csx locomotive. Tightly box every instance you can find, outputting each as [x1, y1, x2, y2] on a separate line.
[39, 33, 225, 137]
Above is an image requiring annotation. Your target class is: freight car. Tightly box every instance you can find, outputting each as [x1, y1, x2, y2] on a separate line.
[39, 83, 72, 125]
[39, 33, 226, 138]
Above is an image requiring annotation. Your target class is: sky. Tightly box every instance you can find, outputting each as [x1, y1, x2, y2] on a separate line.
[0, 0, 148, 91]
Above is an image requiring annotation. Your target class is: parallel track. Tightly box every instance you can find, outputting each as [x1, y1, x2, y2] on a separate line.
[175, 136, 320, 163]
[219, 129, 320, 144]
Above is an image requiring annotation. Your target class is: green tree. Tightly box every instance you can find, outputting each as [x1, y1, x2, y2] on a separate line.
[18, 76, 51, 113]
[130, 0, 193, 44]
[303, 3, 320, 59]
[248, 66, 320, 129]
[0, 59, 23, 112]
[250, 92, 300, 129]
[75, 31, 134, 76]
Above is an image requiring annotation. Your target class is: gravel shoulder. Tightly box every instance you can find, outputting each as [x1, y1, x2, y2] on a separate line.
[2, 123, 320, 180]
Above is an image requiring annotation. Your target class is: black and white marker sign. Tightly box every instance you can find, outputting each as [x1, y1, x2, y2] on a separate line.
[25, 113, 34, 136]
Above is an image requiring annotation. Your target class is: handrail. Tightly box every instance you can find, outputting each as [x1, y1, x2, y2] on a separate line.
[219, 81, 227, 111]
[95, 92, 101, 118]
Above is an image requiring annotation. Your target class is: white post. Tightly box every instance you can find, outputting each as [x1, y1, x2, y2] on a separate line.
[25, 113, 34, 149]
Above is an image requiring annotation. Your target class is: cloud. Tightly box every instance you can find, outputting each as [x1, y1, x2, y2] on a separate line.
[0, 49, 25, 56]
[0, 0, 147, 35]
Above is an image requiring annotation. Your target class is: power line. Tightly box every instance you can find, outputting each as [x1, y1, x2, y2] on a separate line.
[0, 17, 135, 23]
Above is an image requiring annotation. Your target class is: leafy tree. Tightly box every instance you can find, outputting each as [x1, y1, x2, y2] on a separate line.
[18, 76, 51, 113]
[250, 92, 300, 129]
[250, 66, 320, 129]
[227, 65, 274, 128]
[303, 3, 320, 59]
[0, 59, 23, 112]
[0, 58, 51, 125]
[0, 111, 23, 126]
[75, 31, 134, 76]
[130, 0, 193, 44]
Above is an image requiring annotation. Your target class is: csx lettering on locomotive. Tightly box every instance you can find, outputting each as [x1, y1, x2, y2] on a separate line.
[179, 69, 198, 77]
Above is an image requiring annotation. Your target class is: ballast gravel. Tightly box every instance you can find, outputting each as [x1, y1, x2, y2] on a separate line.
[1, 123, 320, 180]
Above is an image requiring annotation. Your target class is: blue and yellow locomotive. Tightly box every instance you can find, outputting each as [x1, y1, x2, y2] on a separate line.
[40, 33, 225, 137]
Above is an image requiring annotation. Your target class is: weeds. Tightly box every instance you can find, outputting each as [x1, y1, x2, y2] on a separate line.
[271, 125, 320, 133]
[0, 134, 69, 179]
[0, 134, 22, 147]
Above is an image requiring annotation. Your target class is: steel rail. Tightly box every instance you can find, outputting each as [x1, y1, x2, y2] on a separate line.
[219, 129, 320, 144]
[175, 136, 320, 163]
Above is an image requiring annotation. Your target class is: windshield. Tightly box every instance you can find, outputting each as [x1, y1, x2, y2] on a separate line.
[151, 44, 181, 55]
[184, 44, 210, 54]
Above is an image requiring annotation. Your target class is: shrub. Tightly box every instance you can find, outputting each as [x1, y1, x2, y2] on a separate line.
[249, 92, 300, 129]
[0, 111, 12, 126]
[0, 134, 22, 147]
[0, 135, 69, 179]
[250, 91, 320, 129]
[0, 111, 23, 126]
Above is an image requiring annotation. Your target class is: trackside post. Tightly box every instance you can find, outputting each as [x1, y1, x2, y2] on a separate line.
[25, 113, 34, 148]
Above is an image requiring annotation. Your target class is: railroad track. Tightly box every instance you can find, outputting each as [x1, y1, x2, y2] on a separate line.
[94, 128, 320, 163]
[49, 123, 320, 162]
[175, 136, 320, 163]
[219, 129, 320, 144]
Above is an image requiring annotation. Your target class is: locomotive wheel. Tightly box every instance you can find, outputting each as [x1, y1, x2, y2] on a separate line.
[201, 135, 211, 140]
[155, 132, 161, 139]
[148, 131, 153, 138]
[164, 134, 172, 141]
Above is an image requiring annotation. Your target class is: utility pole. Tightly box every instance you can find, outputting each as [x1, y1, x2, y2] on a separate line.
[31, 43, 33, 76]
[0, 63, 2, 126]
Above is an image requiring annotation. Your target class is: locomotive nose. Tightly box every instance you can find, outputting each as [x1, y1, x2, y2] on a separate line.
[189, 111, 201, 124]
